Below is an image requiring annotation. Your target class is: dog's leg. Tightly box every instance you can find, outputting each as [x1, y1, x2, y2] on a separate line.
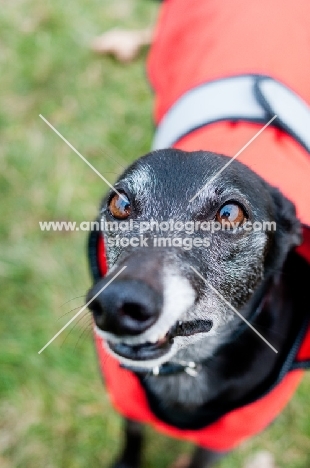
[112, 418, 144, 468]
[171, 447, 226, 468]
[187, 447, 226, 468]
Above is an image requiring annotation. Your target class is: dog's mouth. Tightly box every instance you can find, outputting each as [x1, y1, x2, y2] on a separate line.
[107, 319, 213, 361]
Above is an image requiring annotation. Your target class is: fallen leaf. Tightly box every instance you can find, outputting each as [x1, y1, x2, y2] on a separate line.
[91, 27, 153, 62]
[243, 450, 278, 468]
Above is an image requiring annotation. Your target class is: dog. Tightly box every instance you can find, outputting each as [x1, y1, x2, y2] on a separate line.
[87, 150, 310, 468]
[87, 1, 310, 467]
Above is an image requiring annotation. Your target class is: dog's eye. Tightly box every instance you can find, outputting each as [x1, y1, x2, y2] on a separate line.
[216, 202, 246, 227]
[109, 193, 131, 219]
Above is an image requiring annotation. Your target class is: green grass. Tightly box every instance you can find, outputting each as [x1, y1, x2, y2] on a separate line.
[0, 1, 310, 467]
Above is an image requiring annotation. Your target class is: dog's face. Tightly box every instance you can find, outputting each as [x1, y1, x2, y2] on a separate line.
[87, 149, 301, 369]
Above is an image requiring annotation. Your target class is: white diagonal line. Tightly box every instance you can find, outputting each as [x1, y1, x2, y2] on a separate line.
[39, 114, 126, 201]
[189, 115, 278, 203]
[38, 266, 127, 354]
[190, 266, 278, 353]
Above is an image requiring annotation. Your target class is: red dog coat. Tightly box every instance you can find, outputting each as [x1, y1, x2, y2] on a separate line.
[90, 0, 310, 451]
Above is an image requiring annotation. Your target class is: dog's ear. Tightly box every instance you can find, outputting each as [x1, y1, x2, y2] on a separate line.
[270, 187, 302, 247]
[266, 187, 302, 271]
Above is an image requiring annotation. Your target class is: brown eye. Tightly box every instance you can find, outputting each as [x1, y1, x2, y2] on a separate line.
[216, 202, 246, 227]
[109, 193, 131, 219]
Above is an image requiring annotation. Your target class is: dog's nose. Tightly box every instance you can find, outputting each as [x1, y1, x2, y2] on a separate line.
[87, 279, 162, 336]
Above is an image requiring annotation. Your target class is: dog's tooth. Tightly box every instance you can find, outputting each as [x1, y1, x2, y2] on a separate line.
[147, 329, 168, 343]
[148, 334, 159, 343]
[158, 333, 167, 341]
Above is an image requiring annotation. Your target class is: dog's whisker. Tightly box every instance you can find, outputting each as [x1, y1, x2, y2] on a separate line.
[60, 295, 86, 307]
[74, 321, 94, 350]
[58, 304, 86, 320]
[60, 311, 91, 347]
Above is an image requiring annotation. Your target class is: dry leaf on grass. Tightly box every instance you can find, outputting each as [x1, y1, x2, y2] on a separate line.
[169, 454, 191, 468]
[91, 27, 153, 62]
[243, 450, 278, 468]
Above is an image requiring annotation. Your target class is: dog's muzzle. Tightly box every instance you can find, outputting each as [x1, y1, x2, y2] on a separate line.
[87, 237, 212, 362]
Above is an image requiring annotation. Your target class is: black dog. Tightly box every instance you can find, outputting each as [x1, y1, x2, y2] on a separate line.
[87, 149, 310, 468]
